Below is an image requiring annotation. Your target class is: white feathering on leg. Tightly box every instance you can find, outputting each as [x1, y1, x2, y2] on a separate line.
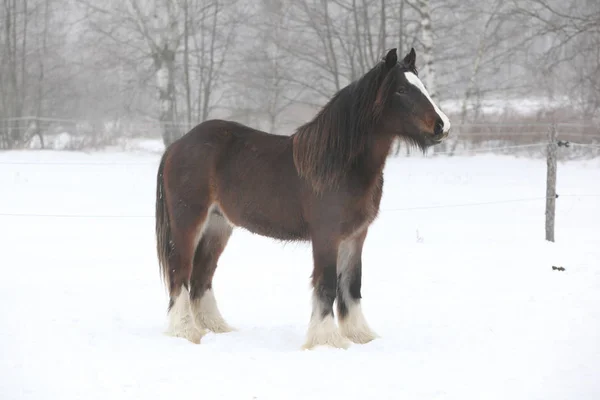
[302, 292, 351, 350]
[336, 232, 378, 344]
[339, 300, 378, 344]
[190, 289, 234, 333]
[166, 286, 205, 344]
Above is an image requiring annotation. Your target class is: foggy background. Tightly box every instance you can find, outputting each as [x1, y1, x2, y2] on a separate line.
[1, 0, 599, 151]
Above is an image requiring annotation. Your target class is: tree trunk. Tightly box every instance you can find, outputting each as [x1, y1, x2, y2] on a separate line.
[20, 0, 28, 122]
[352, 0, 366, 75]
[201, 0, 219, 122]
[460, 0, 502, 124]
[183, 0, 192, 127]
[322, 0, 340, 91]
[379, 0, 386, 56]
[417, 0, 436, 100]
[155, 48, 178, 147]
[398, 0, 404, 56]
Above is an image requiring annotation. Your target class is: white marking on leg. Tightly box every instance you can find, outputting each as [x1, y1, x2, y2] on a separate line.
[193, 203, 234, 248]
[206, 204, 235, 235]
[189, 207, 235, 333]
[339, 301, 377, 344]
[191, 289, 234, 333]
[166, 286, 205, 344]
[337, 237, 355, 276]
[337, 235, 377, 344]
[303, 292, 350, 350]
[405, 71, 451, 133]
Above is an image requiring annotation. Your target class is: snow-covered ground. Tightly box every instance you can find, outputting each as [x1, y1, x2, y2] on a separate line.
[1, 146, 599, 400]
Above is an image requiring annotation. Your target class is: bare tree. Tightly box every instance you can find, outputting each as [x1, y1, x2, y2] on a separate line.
[77, 0, 185, 145]
[2, 0, 599, 152]
[231, 0, 305, 132]
[1, 0, 78, 147]
[125, 0, 183, 145]
[512, 0, 600, 118]
[192, 0, 241, 122]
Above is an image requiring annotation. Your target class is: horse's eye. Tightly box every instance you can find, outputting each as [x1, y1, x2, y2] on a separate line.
[398, 87, 407, 94]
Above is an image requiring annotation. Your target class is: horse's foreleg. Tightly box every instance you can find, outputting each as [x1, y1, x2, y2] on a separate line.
[336, 229, 377, 344]
[189, 208, 234, 333]
[303, 237, 351, 350]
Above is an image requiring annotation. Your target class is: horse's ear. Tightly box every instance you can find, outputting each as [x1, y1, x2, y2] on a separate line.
[403, 48, 416, 70]
[384, 48, 397, 69]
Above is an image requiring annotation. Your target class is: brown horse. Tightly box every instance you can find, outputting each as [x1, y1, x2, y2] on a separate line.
[155, 48, 450, 349]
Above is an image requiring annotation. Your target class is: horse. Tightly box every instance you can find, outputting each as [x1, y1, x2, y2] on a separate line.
[155, 47, 451, 349]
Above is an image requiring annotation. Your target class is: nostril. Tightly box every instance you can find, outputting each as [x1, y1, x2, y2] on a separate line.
[434, 119, 444, 136]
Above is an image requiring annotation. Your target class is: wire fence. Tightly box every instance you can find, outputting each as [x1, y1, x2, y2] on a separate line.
[0, 120, 599, 223]
[1, 116, 599, 155]
[1, 194, 599, 219]
[0, 141, 597, 166]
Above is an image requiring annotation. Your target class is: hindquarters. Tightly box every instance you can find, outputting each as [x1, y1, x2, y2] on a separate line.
[155, 148, 204, 343]
[155, 121, 234, 342]
[156, 125, 218, 298]
[155, 150, 172, 291]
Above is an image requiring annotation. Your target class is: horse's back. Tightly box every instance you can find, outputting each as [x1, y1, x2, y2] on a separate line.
[175, 119, 246, 149]
[165, 119, 273, 178]
[174, 119, 288, 152]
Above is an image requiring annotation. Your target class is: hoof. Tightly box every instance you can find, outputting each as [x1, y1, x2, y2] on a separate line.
[191, 289, 234, 334]
[165, 325, 206, 344]
[302, 335, 351, 350]
[206, 322, 236, 334]
[302, 314, 351, 350]
[167, 286, 206, 344]
[339, 302, 378, 344]
[341, 327, 378, 344]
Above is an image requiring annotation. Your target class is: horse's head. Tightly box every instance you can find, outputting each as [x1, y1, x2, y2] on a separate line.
[378, 48, 451, 149]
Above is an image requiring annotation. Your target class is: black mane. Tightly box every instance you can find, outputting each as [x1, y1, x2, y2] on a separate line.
[292, 56, 399, 192]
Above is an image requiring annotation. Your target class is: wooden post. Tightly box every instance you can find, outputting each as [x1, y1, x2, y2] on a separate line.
[545, 123, 558, 242]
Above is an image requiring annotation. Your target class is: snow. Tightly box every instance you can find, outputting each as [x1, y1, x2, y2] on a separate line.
[27, 132, 75, 150]
[1, 145, 599, 400]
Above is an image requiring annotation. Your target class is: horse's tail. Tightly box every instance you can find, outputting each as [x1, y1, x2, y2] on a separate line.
[155, 150, 172, 293]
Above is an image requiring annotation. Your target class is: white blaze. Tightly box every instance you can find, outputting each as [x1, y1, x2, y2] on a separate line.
[405, 72, 451, 133]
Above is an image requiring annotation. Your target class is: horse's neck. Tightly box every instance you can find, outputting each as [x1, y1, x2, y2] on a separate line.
[367, 132, 396, 175]
[346, 133, 394, 190]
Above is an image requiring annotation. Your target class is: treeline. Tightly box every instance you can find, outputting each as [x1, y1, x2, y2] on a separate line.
[1, 0, 598, 147]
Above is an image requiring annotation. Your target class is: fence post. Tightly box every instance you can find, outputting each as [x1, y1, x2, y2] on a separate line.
[545, 123, 558, 242]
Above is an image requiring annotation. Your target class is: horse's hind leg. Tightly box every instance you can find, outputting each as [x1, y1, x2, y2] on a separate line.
[189, 206, 234, 333]
[336, 228, 377, 344]
[165, 210, 209, 344]
[167, 285, 204, 344]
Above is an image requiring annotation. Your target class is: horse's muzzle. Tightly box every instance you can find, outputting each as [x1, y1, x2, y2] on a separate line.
[433, 119, 444, 137]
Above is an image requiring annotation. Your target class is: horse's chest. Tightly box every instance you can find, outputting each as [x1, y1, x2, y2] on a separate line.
[339, 182, 383, 237]
[341, 202, 377, 236]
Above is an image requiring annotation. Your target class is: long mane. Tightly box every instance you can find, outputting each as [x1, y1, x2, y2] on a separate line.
[292, 57, 399, 192]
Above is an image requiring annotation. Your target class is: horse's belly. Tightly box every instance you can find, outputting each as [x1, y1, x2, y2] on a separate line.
[213, 138, 309, 241]
[216, 182, 309, 241]
[236, 209, 308, 241]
